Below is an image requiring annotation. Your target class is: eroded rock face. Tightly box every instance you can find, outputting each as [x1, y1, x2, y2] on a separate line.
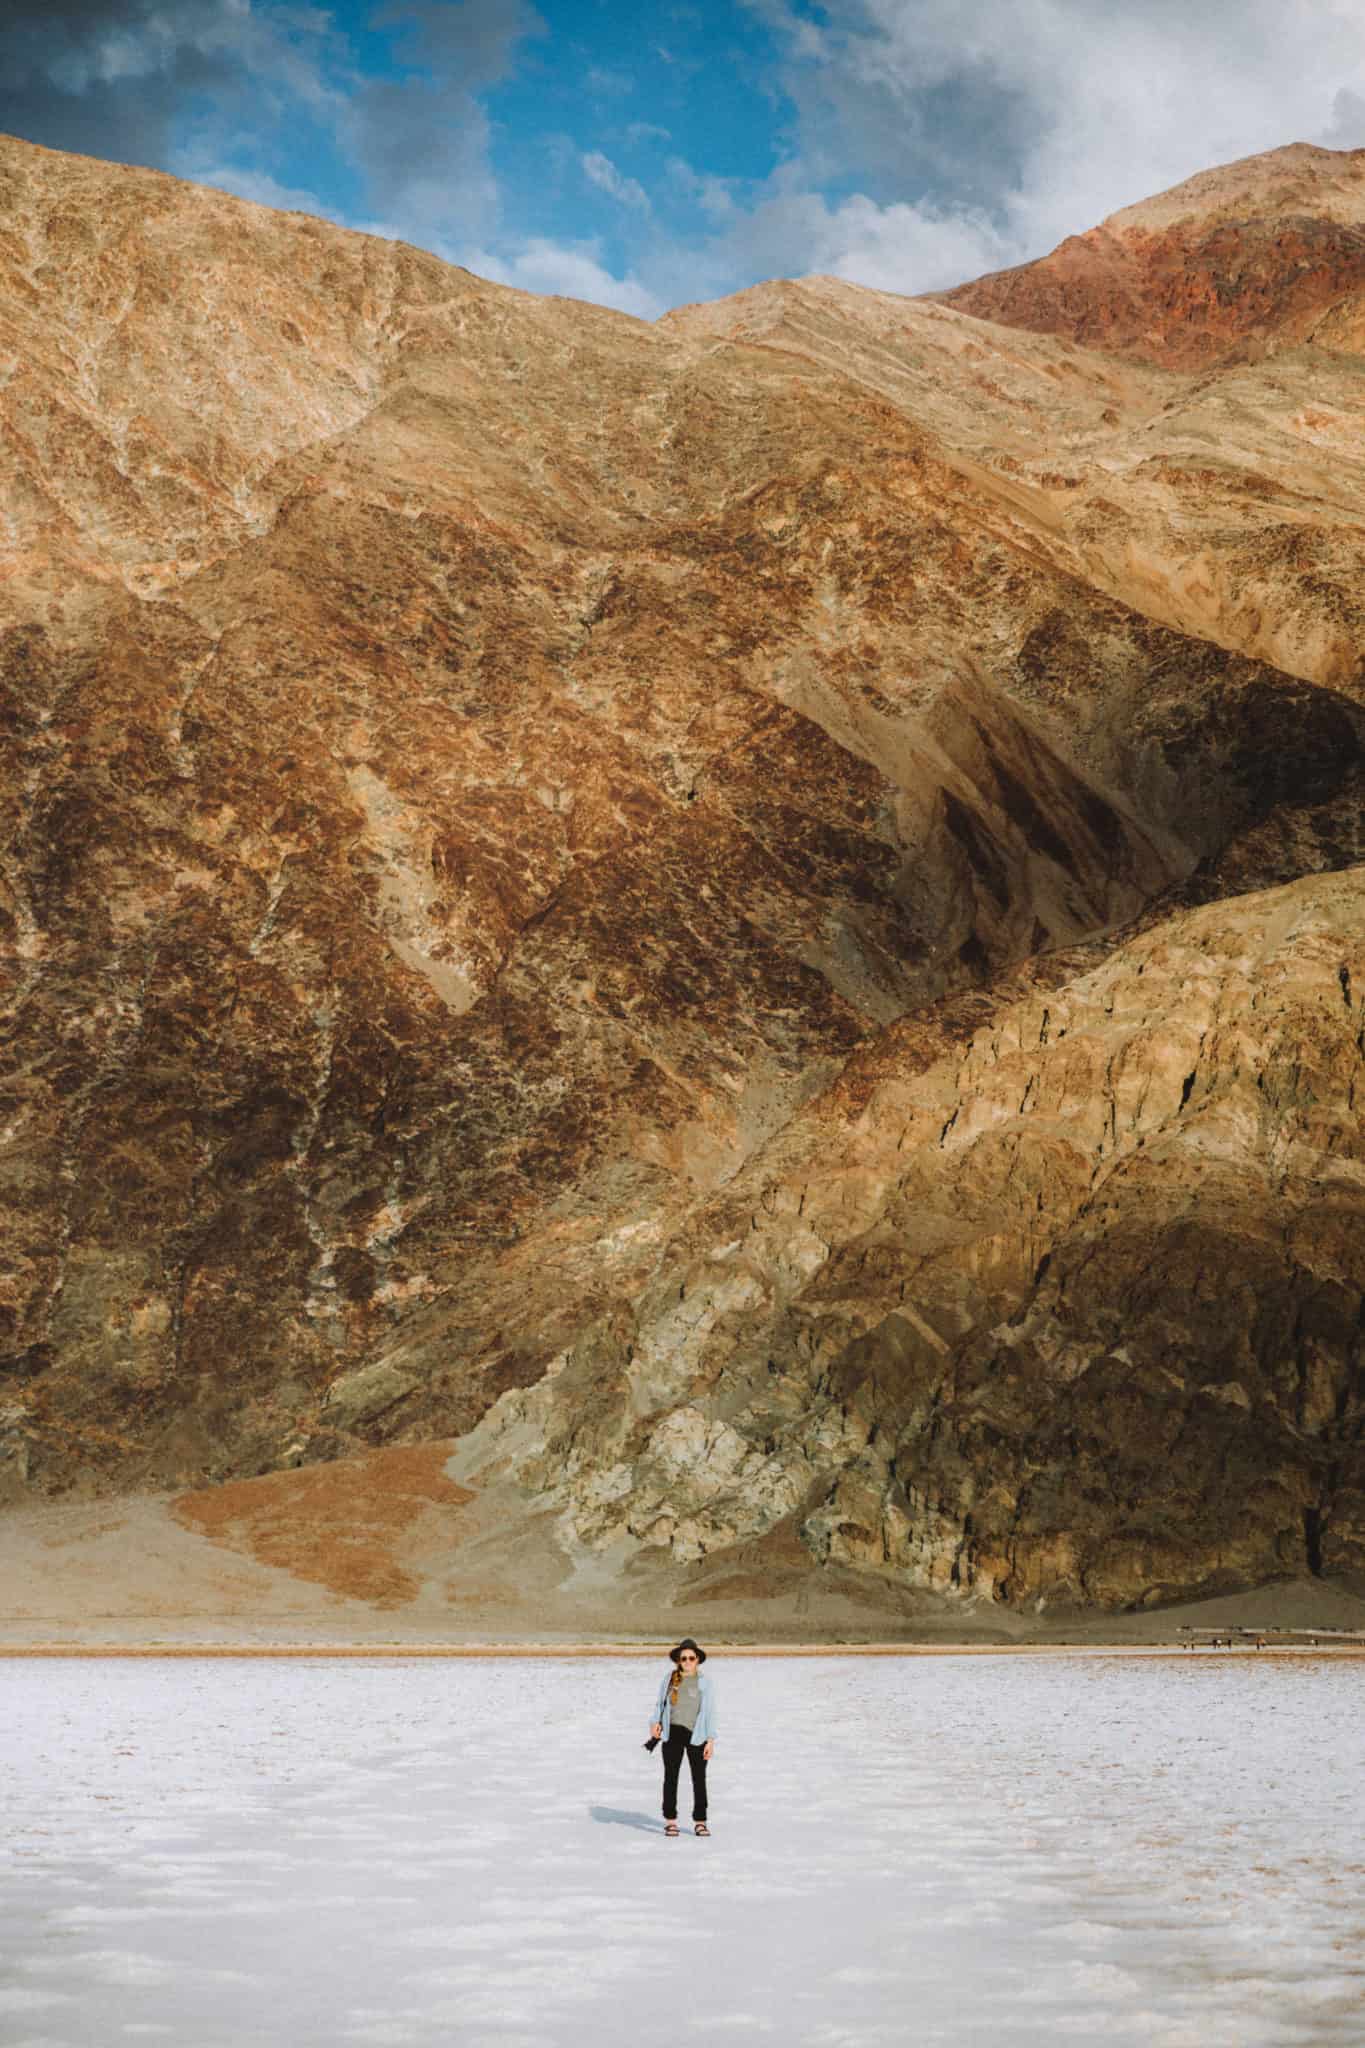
[451, 874, 1365, 1610]
[2, 133, 1365, 1616]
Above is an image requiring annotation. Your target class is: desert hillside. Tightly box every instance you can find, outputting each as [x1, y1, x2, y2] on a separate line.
[935, 141, 1365, 366]
[2, 132, 1363, 1631]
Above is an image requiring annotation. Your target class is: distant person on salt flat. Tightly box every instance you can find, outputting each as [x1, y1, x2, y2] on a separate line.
[647, 1637, 717, 1837]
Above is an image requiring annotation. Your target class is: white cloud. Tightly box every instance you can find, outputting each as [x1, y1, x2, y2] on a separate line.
[726, 187, 1019, 294]
[664, 157, 739, 224]
[582, 150, 651, 212]
[733, 0, 1365, 296]
[628, 176, 1016, 315]
[183, 161, 334, 218]
[468, 236, 663, 318]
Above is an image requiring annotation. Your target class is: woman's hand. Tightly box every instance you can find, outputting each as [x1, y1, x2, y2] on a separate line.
[703, 1739, 714, 1761]
[651, 1722, 663, 1740]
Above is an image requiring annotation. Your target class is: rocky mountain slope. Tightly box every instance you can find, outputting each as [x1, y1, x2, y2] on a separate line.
[2, 133, 1363, 1628]
[935, 142, 1365, 367]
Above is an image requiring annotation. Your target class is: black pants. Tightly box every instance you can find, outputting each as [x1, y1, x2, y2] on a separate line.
[661, 1724, 708, 1822]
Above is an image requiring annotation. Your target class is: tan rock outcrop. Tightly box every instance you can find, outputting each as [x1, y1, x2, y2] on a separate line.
[452, 871, 1365, 1610]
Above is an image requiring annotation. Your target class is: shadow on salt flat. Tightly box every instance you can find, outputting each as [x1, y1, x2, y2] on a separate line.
[587, 1804, 663, 1831]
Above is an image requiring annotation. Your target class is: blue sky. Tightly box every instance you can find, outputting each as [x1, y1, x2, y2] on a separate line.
[4, 1, 1365, 317]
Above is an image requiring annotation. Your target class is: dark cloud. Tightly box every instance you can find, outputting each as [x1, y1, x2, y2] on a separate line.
[787, 59, 1041, 216]
[0, 1, 342, 175]
[375, 0, 541, 87]
[1, 2, 232, 166]
[347, 0, 542, 238]
[346, 79, 500, 234]
[0, 0, 542, 250]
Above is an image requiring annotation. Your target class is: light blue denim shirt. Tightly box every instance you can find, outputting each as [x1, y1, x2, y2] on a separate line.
[651, 1665, 718, 1744]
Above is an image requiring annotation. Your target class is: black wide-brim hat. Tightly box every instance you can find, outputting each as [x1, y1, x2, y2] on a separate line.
[669, 1637, 707, 1664]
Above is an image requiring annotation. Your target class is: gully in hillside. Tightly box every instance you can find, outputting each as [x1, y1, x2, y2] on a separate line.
[646, 1638, 717, 1838]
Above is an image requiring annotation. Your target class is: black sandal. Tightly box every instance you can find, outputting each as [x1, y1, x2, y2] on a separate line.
[664, 1820, 679, 1837]
[694, 1823, 710, 1837]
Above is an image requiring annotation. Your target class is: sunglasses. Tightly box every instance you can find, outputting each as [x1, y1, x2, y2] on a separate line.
[678, 1654, 698, 1663]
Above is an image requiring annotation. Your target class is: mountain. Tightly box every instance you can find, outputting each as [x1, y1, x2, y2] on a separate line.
[2, 134, 1364, 1636]
[934, 142, 1365, 366]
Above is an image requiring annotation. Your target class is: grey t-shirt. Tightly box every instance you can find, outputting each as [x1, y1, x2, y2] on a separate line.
[672, 1673, 701, 1731]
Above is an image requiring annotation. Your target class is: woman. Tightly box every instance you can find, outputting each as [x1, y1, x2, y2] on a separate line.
[648, 1636, 717, 1838]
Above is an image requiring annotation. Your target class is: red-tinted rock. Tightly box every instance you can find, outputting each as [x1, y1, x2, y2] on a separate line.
[935, 143, 1365, 366]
